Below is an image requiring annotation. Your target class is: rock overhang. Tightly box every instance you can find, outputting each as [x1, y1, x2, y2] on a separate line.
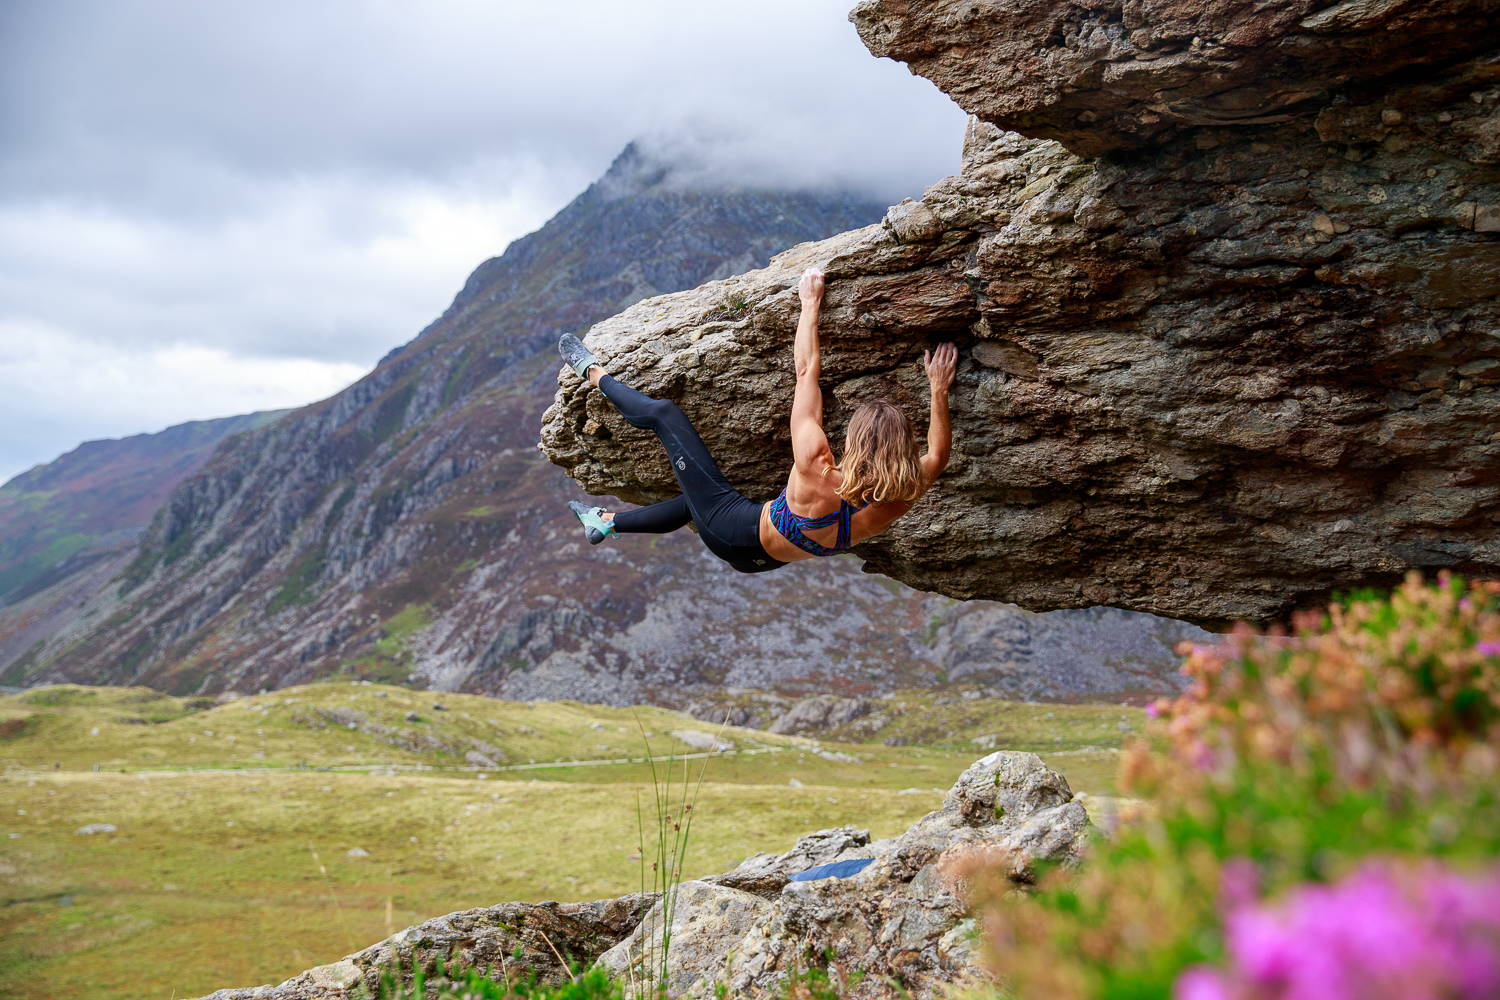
[540, 0, 1500, 628]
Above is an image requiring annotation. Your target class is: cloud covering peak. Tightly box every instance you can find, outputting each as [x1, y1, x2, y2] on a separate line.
[0, 0, 966, 484]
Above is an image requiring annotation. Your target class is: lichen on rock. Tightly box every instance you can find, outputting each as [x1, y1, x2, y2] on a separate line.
[541, 0, 1500, 627]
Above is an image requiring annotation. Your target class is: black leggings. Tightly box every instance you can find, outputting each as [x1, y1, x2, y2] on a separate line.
[599, 376, 785, 574]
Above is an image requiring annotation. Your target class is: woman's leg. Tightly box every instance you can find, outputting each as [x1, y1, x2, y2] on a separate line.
[595, 375, 738, 525]
[611, 495, 691, 534]
[559, 337, 782, 572]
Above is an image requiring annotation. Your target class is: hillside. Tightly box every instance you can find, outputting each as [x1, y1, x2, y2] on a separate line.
[0, 412, 286, 607]
[1, 143, 1204, 704]
[0, 412, 288, 674]
[0, 681, 1142, 1000]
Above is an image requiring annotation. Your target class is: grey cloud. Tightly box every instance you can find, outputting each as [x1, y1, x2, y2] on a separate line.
[1, 0, 966, 482]
[3, 0, 962, 206]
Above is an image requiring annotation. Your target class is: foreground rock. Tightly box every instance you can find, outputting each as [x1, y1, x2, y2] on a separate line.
[194, 895, 656, 1000]
[540, 0, 1500, 627]
[190, 752, 1088, 1000]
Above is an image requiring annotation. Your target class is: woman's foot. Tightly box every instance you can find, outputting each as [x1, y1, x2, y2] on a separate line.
[567, 500, 615, 545]
[558, 334, 604, 381]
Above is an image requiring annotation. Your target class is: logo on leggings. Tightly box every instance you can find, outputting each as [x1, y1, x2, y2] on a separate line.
[676, 457, 686, 470]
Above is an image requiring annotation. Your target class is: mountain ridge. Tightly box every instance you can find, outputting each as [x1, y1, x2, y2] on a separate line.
[0, 410, 288, 609]
[1, 143, 1202, 703]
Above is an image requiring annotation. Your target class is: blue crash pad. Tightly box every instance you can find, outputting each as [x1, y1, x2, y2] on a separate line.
[788, 857, 875, 882]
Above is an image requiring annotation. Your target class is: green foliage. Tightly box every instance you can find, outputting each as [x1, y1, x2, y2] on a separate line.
[114, 637, 155, 677]
[0, 651, 34, 686]
[22, 686, 105, 707]
[0, 488, 59, 511]
[0, 532, 98, 599]
[325, 485, 356, 528]
[440, 346, 478, 408]
[339, 602, 429, 680]
[769, 949, 866, 1000]
[704, 291, 751, 321]
[625, 719, 714, 998]
[367, 603, 433, 665]
[374, 961, 626, 1000]
[967, 574, 1500, 999]
[267, 546, 328, 614]
[160, 525, 195, 567]
[372, 382, 417, 445]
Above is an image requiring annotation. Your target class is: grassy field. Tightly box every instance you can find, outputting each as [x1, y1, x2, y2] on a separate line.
[0, 683, 1143, 1000]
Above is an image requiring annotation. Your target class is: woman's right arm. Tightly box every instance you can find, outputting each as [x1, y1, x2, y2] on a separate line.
[920, 343, 956, 483]
[790, 269, 833, 472]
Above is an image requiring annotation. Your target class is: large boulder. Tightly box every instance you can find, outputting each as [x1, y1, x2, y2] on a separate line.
[604, 751, 1089, 999]
[596, 881, 771, 996]
[716, 752, 1088, 999]
[540, 0, 1500, 628]
[767, 695, 875, 735]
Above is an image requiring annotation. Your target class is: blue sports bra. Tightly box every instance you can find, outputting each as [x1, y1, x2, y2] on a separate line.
[768, 489, 866, 557]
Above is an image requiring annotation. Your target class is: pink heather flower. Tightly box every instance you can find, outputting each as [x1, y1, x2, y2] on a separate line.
[1178, 859, 1500, 1000]
[1146, 701, 1161, 718]
[1174, 967, 1232, 1000]
[1220, 858, 1260, 910]
[1477, 640, 1500, 657]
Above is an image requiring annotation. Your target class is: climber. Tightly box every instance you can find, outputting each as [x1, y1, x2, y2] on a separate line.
[558, 267, 956, 574]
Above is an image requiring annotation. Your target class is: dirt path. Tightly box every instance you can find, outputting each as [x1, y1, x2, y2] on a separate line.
[1, 744, 789, 779]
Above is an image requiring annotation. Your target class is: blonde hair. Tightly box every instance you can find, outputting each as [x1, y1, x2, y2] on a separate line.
[832, 399, 924, 505]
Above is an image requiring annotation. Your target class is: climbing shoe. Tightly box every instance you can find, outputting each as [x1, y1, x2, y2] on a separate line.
[558, 333, 601, 379]
[567, 500, 615, 545]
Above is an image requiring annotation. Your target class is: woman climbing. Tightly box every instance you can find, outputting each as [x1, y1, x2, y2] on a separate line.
[558, 267, 956, 573]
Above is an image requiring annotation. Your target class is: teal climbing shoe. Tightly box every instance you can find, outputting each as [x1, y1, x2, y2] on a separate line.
[567, 500, 616, 545]
[558, 334, 601, 379]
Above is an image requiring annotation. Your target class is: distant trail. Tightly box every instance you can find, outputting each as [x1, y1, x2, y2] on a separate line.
[473, 745, 785, 772]
[24, 745, 789, 779]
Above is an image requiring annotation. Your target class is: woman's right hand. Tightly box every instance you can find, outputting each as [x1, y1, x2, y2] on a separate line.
[798, 268, 825, 306]
[924, 342, 957, 391]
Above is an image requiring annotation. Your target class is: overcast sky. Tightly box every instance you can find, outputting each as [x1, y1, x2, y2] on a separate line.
[0, 1, 966, 487]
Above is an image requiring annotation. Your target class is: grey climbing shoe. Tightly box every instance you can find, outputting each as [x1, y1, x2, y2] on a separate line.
[567, 500, 615, 545]
[558, 333, 601, 379]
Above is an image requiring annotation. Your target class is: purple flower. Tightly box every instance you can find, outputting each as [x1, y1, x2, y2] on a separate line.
[1220, 858, 1260, 910]
[1179, 859, 1500, 1000]
[1476, 640, 1500, 657]
[1175, 967, 1232, 1000]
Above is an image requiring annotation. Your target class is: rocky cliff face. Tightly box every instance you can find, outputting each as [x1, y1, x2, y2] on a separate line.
[0, 412, 286, 672]
[542, 0, 1500, 627]
[2, 143, 1202, 701]
[0, 413, 286, 605]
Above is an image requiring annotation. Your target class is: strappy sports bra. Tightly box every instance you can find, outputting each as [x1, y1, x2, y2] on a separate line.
[768, 489, 867, 557]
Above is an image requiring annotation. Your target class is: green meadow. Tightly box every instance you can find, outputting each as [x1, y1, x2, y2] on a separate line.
[0, 683, 1143, 1000]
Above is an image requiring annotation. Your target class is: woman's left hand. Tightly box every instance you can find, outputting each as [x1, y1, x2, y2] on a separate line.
[924, 342, 957, 391]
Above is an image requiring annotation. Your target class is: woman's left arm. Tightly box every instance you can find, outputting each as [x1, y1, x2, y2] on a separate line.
[920, 343, 956, 484]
